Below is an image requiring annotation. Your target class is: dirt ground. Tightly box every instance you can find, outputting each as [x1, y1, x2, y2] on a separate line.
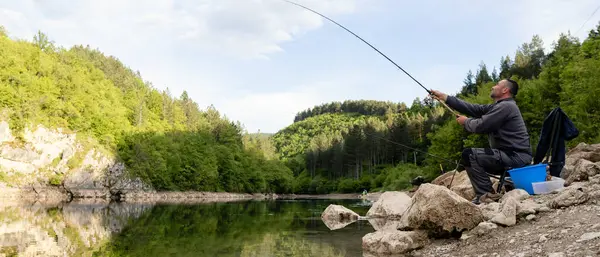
[410, 197, 600, 257]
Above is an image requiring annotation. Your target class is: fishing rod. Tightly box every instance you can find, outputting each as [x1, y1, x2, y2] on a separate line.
[282, 0, 461, 117]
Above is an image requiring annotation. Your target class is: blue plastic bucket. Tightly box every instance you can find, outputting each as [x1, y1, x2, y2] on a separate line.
[507, 164, 547, 194]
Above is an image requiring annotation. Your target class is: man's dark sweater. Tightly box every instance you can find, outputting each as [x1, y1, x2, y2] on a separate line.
[446, 96, 532, 156]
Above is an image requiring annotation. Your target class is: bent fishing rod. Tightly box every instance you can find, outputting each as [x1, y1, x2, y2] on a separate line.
[282, 0, 461, 117]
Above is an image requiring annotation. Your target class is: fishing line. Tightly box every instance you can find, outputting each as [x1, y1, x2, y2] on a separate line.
[364, 131, 462, 189]
[363, 131, 458, 166]
[282, 0, 465, 188]
[281, 0, 460, 117]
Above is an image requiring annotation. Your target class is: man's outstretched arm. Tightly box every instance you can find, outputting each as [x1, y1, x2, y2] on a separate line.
[430, 90, 493, 118]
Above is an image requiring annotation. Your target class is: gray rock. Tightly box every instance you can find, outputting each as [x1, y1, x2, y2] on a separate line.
[398, 183, 484, 234]
[431, 171, 476, 201]
[362, 230, 430, 255]
[500, 189, 530, 203]
[368, 218, 403, 232]
[321, 204, 359, 224]
[576, 232, 600, 242]
[490, 197, 518, 226]
[366, 191, 412, 219]
[479, 202, 501, 221]
[517, 199, 541, 216]
[549, 186, 589, 208]
[470, 221, 498, 236]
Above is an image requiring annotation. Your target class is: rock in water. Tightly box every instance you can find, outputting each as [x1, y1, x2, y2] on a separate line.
[321, 204, 359, 223]
[399, 183, 484, 235]
[362, 230, 429, 255]
[366, 191, 412, 219]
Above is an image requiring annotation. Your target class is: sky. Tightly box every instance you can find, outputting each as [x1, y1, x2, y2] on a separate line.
[1, 0, 599, 133]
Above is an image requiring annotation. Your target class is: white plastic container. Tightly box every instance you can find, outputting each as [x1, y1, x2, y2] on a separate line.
[532, 176, 565, 195]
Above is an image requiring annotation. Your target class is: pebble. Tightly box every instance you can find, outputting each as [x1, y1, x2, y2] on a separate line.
[539, 234, 548, 242]
[509, 239, 515, 244]
[548, 252, 565, 257]
[526, 214, 536, 221]
[577, 232, 600, 242]
[561, 229, 569, 234]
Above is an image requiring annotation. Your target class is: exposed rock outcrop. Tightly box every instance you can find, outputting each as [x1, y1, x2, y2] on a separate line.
[0, 121, 151, 201]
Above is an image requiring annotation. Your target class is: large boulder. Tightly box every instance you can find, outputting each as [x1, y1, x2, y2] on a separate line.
[362, 230, 429, 255]
[398, 183, 484, 235]
[366, 191, 412, 219]
[431, 171, 475, 201]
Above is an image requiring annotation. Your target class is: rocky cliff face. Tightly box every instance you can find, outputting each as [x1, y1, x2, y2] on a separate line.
[0, 121, 151, 201]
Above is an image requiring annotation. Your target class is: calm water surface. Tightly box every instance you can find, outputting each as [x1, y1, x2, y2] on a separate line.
[0, 198, 376, 256]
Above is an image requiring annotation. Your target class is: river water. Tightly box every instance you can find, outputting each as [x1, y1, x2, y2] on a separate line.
[0, 198, 376, 256]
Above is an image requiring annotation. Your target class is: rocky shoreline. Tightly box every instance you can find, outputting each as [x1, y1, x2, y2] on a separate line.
[319, 142, 600, 256]
[0, 185, 364, 205]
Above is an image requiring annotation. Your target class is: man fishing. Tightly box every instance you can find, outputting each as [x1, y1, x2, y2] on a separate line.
[430, 79, 532, 204]
[282, 0, 532, 205]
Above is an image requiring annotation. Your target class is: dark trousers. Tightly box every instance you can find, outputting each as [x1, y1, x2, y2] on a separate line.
[461, 148, 532, 197]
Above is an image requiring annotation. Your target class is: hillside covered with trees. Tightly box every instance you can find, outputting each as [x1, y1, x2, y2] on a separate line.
[273, 24, 600, 194]
[0, 26, 292, 194]
[2, 22, 599, 195]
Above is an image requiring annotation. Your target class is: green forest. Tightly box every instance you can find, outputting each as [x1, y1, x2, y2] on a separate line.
[1, 22, 600, 194]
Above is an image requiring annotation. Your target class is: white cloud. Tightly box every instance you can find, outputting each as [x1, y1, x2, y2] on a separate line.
[1, 0, 362, 59]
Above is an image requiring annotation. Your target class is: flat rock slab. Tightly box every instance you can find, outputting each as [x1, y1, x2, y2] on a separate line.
[362, 230, 429, 255]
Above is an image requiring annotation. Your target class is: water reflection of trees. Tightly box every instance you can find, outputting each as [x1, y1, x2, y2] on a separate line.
[0, 199, 371, 257]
